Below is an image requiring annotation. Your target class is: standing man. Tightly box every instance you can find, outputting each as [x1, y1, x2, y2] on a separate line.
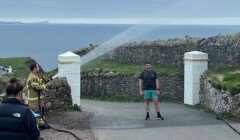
[27, 63, 47, 127]
[0, 78, 40, 140]
[139, 62, 163, 120]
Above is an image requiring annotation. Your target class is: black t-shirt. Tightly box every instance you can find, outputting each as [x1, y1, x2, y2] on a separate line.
[139, 70, 158, 90]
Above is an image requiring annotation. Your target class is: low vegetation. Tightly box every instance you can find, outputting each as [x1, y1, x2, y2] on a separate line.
[186, 104, 214, 113]
[0, 57, 32, 78]
[204, 68, 240, 95]
[217, 111, 233, 118]
[186, 104, 234, 118]
[64, 104, 82, 112]
[82, 94, 183, 103]
[81, 60, 184, 77]
[81, 95, 144, 102]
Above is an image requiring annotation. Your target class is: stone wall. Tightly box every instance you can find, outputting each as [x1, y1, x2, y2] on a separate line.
[0, 77, 72, 110]
[81, 68, 184, 100]
[0, 78, 7, 94]
[98, 34, 240, 69]
[44, 77, 72, 111]
[199, 76, 240, 118]
[74, 45, 97, 57]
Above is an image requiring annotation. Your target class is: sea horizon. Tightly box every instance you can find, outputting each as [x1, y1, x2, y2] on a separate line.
[1, 24, 240, 71]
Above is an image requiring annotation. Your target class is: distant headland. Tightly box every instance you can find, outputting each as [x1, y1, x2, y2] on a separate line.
[0, 21, 50, 25]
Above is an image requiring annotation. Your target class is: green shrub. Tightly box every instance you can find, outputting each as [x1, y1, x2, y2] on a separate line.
[81, 95, 144, 102]
[204, 69, 240, 95]
[221, 84, 227, 91]
[216, 83, 222, 90]
[64, 104, 81, 112]
[218, 112, 232, 118]
[186, 104, 214, 113]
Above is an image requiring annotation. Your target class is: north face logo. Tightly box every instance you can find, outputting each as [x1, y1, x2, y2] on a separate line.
[13, 113, 21, 118]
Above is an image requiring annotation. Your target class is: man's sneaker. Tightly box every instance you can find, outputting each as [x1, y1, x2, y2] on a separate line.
[145, 115, 150, 120]
[157, 115, 164, 120]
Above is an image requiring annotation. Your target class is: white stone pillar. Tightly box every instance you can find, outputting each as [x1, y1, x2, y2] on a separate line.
[184, 51, 208, 105]
[58, 51, 81, 106]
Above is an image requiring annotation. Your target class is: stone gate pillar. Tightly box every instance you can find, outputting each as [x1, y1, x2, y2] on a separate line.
[58, 51, 81, 106]
[184, 51, 208, 105]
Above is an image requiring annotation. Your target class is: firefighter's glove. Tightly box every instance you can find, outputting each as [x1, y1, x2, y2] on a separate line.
[42, 85, 47, 91]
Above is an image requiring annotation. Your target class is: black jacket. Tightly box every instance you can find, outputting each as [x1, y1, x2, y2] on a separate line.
[0, 97, 40, 140]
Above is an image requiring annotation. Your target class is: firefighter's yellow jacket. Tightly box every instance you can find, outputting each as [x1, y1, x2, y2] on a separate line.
[27, 72, 46, 112]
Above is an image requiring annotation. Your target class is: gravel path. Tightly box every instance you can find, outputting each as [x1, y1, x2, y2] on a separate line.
[40, 111, 95, 140]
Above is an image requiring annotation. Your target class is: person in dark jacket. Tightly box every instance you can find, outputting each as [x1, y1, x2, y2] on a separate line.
[0, 78, 40, 140]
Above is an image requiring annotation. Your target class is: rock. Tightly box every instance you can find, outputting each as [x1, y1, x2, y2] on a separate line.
[45, 102, 52, 109]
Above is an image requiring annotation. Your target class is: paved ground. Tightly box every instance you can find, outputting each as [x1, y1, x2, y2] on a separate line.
[81, 99, 240, 140]
[41, 111, 95, 140]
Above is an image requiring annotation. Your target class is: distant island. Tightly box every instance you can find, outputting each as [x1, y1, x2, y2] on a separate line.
[0, 21, 24, 24]
[0, 21, 50, 25]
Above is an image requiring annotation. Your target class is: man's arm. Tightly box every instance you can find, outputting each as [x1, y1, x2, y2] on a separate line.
[156, 79, 160, 95]
[139, 72, 143, 96]
[29, 78, 46, 91]
[139, 79, 143, 96]
[25, 109, 40, 140]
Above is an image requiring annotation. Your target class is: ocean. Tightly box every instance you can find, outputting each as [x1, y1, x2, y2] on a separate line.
[0, 24, 240, 71]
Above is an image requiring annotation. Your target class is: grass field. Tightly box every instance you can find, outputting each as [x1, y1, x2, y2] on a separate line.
[81, 60, 184, 77]
[1, 57, 239, 95]
[204, 68, 240, 95]
[0, 57, 31, 78]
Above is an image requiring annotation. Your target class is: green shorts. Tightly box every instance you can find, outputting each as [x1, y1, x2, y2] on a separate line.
[143, 90, 158, 100]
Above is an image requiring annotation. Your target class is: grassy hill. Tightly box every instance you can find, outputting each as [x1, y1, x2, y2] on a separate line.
[0, 57, 35, 78]
[0, 57, 39, 94]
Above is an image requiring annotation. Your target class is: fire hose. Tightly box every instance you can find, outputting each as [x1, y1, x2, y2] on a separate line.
[37, 77, 81, 140]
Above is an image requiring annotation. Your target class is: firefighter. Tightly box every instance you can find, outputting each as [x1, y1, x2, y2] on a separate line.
[27, 63, 48, 128]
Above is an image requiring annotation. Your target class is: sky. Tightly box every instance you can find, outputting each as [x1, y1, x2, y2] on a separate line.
[0, 0, 240, 24]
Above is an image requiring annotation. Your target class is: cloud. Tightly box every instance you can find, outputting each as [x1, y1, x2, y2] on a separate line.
[0, 0, 239, 23]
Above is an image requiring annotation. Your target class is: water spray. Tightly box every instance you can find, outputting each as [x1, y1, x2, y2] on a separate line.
[49, 1, 240, 139]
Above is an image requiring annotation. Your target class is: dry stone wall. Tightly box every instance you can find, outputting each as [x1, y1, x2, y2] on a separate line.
[98, 34, 240, 69]
[199, 76, 240, 118]
[44, 77, 72, 111]
[81, 68, 184, 100]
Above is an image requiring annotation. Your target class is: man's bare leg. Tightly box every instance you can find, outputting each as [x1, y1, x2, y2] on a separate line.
[153, 99, 163, 119]
[145, 99, 150, 120]
[153, 99, 160, 112]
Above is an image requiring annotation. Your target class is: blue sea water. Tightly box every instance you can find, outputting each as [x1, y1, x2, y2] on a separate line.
[0, 24, 240, 71]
